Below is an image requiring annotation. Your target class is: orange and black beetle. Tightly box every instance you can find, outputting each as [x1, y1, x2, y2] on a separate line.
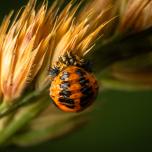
[49, 52, 98, 112]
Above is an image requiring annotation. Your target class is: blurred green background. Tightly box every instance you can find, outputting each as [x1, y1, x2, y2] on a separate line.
[0, 0, 152, 152]
[2, 90, 152, 152]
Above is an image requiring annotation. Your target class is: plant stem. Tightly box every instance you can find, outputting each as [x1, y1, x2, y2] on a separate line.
[0, 84, 49, 117]
[101, 77, 152, 91]
[0, 97, 49, 146]
[12, 114, 88, 146]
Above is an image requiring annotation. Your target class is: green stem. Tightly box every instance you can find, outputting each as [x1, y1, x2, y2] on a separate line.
[0, 97, 49, 146]
[12, 114, 88, 146]
[0, 84, 49, 117]
[101, 77, 152, 91]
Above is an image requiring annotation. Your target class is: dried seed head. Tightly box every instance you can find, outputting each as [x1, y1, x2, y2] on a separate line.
[119, 0, 152, 32]
[0, 0, 54, 101]
[0, 0, 112, 102]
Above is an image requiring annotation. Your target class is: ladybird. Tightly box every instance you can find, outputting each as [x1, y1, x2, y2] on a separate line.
[49, 52, 99, 112]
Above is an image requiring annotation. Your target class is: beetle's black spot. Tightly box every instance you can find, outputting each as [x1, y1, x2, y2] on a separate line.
[60, 71, 70, 80]
[79, 77, 89, 85]
[65, 98, 75, 105]
[59, 90, 71, 97]
[59, 98, 65, 102]
[80, 86, 94, 108]
[76, 69, 85, 76]
[49, 67, 59, 77]
[80, 86, 92, 95]
[80, 99, 89, 107]
[60, 81, 70, 89]
[80, 60, 92, 73]
[59, 97, 75, 109]
[59, 97, 74, 104]
[80, 95, 91, 107]
[80, 95, 89, 101]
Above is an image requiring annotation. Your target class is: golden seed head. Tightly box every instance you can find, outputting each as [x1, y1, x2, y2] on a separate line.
[0, 0, 111, 102]
[119, 0, 152, 32]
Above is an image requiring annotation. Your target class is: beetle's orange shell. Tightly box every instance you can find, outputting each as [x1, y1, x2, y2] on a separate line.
[50, 66, 98, 112]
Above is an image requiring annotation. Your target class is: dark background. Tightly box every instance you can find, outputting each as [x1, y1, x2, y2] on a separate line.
[0, 0, 152, 152]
